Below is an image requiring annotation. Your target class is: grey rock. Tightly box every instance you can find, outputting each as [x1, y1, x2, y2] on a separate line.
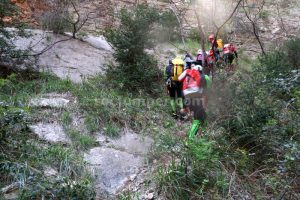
[95, 133, 109, 143]
[81, 35, 113, 52]
[29, 97, 70, 108]
[43, 167, 58, 177]
[109, 130, 154, 155]
[84, 147, 143, 197]
[9, 28, 112, 83]
[29, 123, 71, 144]
[145, 192, 154, 200]
[4, 192, 18, 200]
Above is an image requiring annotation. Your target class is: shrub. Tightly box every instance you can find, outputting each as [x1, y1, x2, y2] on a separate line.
[215, 38, 300, 197]
[284, 37, 300, 68]
[0, 0, 26, 65]
[0, 73, 95, 199]
[105, 5, 162, 95]
[188, 27, 201, 42]
[156, 137, 228, 199]
[259, 10, 269, 19]
[159, 10, 180, 42]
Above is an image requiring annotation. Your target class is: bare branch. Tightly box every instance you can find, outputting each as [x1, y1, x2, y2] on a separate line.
[242, 0, 266, 55]
[168, 0, 187, 51]
[214, 0, 243, 40]
[21, 37, 73, 57]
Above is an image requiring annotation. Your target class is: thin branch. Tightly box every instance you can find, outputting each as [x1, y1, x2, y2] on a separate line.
[242, 0, 266, 55]
[168, 41, 187, 53]
[21, 37, 73, 57]
[214, 0, 243, 40]
[169, 0, 187, 51]
[279, 176, 298, 200]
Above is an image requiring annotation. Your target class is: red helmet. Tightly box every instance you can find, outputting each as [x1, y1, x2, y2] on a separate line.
[208, 34, 214, 41]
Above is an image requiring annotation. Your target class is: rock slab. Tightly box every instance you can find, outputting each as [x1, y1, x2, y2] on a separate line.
[84, 147, 143, 198]
[29, 123, 71, 144]
[29, 97, 70, 108]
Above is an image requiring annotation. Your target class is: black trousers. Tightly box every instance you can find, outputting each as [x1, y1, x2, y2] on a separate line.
[185, 94, 206, 122]
[167, 81, 182, 98]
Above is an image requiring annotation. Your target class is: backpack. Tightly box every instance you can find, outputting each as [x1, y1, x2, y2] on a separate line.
[165, 64, 173, 79]
[182, 68, 202, 96]
[217, 39, 224, 49]
[171, 57, 184, 81]
[223, 44, 232, 54]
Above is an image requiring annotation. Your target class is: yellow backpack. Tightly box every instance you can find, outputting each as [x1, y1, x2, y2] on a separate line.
[217, 39, 224, 49]
[172, 57, 184, 81]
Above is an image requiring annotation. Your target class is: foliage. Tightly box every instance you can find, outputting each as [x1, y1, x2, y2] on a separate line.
[74, 75, 171, 136]
[0, 72, 95, 199]
[188, 28, 201, 42]
[259, 10, 269, 19]
[0, 0, 26, 65]
[156, 137, 228, 199]
[158, 10, 180, 42]
[284, 37, 300, 68]
[215, 38, 300, 197]
[105, 5, 162, 94]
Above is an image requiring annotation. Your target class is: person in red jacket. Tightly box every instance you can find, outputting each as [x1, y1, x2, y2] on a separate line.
[178, 64, 211, 139]
[223, 43, 238, 64]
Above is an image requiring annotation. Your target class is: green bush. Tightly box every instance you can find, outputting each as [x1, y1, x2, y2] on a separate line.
[284, 37, 300, 68]
[259, 10, 269, 19]
[214, 38, 300, 197]
[105, 5, 162, 95]
[188, 28, 201, 42]
[156, 137, 228, 199]
[0, 0, 26, 65]
[158, 10, 180, 42]
[0, 73, 95, 199]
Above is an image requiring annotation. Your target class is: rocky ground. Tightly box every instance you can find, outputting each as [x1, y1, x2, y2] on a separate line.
[26, 92, 156, 199]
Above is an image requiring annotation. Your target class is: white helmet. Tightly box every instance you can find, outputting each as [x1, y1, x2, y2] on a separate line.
[193, 65, 203, 71]
[197, 49, 203, 54]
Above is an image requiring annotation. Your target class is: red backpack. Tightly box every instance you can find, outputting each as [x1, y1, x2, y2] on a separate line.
[182, 69, 202, 96]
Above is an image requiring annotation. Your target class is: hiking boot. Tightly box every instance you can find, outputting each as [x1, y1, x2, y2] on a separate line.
[172, 113, 178, 119]
[178, 110, 186, 121]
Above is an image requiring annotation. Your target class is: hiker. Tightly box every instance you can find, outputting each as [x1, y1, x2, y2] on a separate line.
[165, 56, 185, 118]
[208, 34, 223, 61]
[199, 65, 212, 110]
[205, 49, 215, 76]
[184, 53, 194, 70]
[195, 49, 207, 67]
[223, 43, 238, 70]
[178, 64, 211, 139]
